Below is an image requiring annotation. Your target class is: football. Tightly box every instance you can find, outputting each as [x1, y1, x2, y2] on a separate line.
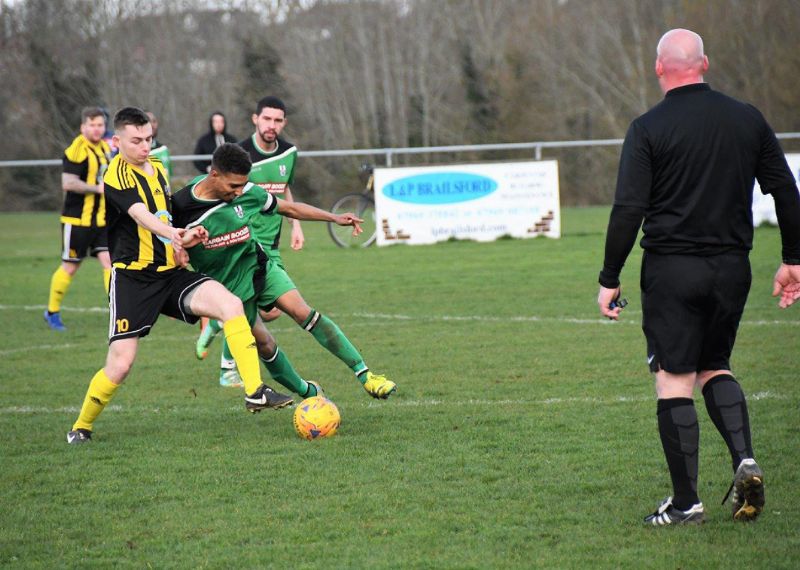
[293, 396, 341, 440]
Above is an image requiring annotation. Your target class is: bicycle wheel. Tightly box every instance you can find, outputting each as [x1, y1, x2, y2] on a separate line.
[328, 193, 377, 248]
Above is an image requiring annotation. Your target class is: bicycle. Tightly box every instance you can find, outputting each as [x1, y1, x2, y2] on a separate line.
[328, 163, 377, 248]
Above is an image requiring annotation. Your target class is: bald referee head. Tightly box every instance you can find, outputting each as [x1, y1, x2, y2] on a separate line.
[655, 28, 709, 93]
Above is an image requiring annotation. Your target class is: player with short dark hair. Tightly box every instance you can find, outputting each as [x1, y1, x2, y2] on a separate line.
[597, 29, 800, 526]
[174, 143, 397, 399]
[210, 141, 252, 175]
[44, 106, 112, 331]
[66, 108, 292, 445]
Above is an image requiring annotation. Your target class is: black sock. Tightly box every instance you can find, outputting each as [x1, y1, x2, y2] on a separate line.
[657, 398, 700, 510]
[702, 374, 753, 472]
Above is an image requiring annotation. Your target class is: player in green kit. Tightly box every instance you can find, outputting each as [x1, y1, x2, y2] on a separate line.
[178, 144, 397, 399]
[196, 96, 300, 386]
[240, 96, 304, 269]
[145, 110, 172, 180]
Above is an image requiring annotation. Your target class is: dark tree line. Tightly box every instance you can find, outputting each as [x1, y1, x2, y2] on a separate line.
[1, 0, 798, 211]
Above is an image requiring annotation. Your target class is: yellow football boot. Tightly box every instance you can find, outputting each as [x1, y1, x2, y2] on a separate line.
[363, 372, 396, 399]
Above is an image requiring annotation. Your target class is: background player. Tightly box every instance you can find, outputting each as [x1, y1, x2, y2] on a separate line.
[145, 109, 172, 180]
[196, 96, 304, 386]
[193, 111, 238, 173]
[45, 107, 112, 331]
[181, 143, 397, 399]
[67, 108, 290, 445]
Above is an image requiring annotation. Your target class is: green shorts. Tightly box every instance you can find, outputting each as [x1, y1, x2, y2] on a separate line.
[265, 247, 284, 270]
[243, 258, 296, 325]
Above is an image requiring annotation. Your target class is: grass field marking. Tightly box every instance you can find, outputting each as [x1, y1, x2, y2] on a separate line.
[0, 343, 79, 356]
[2, 304, 797, 327]
[0, 391, 784, 415]
[0, 405, 123, 414]
[362, 390, 785, 409]
[0, 304, 108, 313]
[351, 311, 799, 328]
[353, 311, 622, 326]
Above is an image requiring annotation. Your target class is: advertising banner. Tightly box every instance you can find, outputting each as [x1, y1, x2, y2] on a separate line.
[374, 161, 560, 246]
[752, 153, 800, 225]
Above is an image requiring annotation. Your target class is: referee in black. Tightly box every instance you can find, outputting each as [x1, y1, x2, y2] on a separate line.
[597, 28, 800, 526]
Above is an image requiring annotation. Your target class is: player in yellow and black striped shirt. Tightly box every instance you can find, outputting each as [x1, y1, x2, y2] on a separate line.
[67, 107, 292, 445]
[44, 107, 112, 331]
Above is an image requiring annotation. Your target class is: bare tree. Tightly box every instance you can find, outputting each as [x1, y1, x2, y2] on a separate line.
[1, 0, 798, 210]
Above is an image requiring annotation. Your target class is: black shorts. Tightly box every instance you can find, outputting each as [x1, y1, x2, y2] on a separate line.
[641, 252, 751, 374]
[61, 223, 108, 262]
[108, 268, 212, 343]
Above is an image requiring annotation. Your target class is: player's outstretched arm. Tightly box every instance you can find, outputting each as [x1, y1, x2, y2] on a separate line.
[772, 264, 800, 309]
[275, 199, 363, 235]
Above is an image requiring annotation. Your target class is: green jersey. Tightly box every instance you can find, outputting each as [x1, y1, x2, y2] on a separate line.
[238, 135, 297, 250]
[171, 176, 278, 301]
[149, 142, 172, 180]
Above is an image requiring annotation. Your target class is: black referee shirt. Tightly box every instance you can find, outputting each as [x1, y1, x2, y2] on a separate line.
[615, 83, 795, 254]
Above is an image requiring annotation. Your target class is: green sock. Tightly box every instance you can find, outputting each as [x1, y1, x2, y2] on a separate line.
[261, 348, 312, 396]
[221, 337, 234, 363]
[302, 310, 369, 384]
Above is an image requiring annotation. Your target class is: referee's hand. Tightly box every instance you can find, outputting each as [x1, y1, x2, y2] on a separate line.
[597, 286, 622, 320]
[773, 263, 800, 309]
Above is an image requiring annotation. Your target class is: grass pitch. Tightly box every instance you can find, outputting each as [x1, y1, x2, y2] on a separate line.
[0, 209, 798, 568]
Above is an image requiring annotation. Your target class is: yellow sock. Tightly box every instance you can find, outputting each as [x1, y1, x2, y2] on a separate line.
[223, 315, 262, 395]
[103, 269, 111, 295]
[72, 369, 119, 432]
[48, 266, 73, 313]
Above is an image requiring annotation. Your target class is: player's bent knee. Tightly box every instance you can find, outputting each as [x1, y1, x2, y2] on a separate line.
[286, 304, 311, 326]
[259, 307, 282, 323]
[104, 356, 134, 384]
[276, 291, 311, 324]
[104, 338, 138, 383]
[217, 294, 244, 321]
[61, 261, 80, 275]
[189, 280, 244, 322]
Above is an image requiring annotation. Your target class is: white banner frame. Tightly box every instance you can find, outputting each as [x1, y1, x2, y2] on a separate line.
[374, 160, 560, 246]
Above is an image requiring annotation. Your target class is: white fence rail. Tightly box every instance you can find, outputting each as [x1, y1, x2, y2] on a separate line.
[2, 133, 799, 169]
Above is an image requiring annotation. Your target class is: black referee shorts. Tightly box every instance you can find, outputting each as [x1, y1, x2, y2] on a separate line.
[108, 268, 212, 343]
[640, 252, 751, 374]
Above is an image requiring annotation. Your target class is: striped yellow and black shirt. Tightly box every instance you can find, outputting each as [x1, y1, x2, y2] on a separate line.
[104, 154, 177, 272]
[61, 134, 111, 227]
